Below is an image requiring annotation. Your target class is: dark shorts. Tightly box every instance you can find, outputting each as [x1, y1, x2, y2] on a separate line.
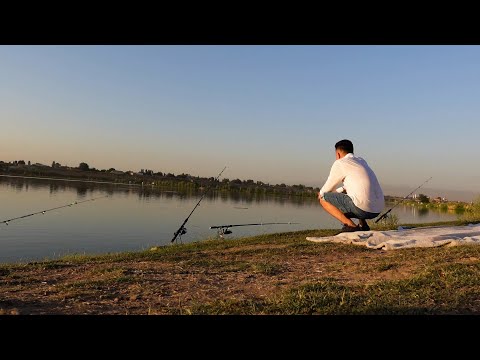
[322, 192, 379, 220]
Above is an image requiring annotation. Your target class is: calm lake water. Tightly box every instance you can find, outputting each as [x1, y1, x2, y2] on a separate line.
[0, 176, 459, 263]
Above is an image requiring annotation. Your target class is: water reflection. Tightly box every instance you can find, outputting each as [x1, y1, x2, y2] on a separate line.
[76, 185, 89, 198]
[14, 181, 24, 191]
[49, 183, 60, 195]
[0, 176, 460, 263]
[418, 207, 429, 217]
[0, 176, 459, 212]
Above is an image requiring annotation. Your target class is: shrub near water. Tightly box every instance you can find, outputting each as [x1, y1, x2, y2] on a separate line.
[369, 214, 399, 231]
[459, 196, 480, 222]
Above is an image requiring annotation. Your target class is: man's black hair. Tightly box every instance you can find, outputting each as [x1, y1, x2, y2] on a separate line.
[335, 139, 354, 154]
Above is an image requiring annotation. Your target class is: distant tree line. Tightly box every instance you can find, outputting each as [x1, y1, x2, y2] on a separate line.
[0, 160, 320, 198]
[1, 159, 473, 204]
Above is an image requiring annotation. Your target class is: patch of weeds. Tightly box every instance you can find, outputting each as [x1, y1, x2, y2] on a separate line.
[88, 266, 124, 276]
[188, 298, 268, 315]
[252, 262, 284, 276]
[370, 214, 399, 231]
[185, 258, 250, 272]
[0, 268, 11, 276]
[40, 262, 73, 270]
[376, 262, 400, 272]
[62, 271, 134, 290]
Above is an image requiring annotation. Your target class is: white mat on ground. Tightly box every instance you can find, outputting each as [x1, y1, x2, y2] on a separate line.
[306, 224, 480, 250]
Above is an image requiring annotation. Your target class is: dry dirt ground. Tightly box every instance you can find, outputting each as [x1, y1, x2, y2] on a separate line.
[0, 240, 428, 315]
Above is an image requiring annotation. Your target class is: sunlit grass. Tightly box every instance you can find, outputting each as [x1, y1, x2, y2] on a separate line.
[369, 213, 399, 231]
[459, 196, 480, 223]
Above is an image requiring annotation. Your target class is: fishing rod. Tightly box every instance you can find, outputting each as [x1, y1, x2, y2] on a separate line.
[375, 176, 432, 223]
[171, 166, 227, 243]
[0, 195, 108, 225]
[210, 222, 300, 237]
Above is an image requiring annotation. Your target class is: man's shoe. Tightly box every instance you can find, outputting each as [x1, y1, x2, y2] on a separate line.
[360, 223, 370, 231]
[339, 224, 361, 233]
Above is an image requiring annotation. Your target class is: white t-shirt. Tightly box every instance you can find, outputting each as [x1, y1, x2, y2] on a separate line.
[319, 153, 385, 213]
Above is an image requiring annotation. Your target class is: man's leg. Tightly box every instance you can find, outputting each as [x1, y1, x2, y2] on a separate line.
[319, 198, 357, 227]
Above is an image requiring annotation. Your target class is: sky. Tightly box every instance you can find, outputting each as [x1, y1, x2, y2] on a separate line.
[1, 45, 480, 201]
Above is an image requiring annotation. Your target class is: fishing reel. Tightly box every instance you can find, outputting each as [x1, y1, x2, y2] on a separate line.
[217, 227, 232, 238]
[172, 226, 187, 243]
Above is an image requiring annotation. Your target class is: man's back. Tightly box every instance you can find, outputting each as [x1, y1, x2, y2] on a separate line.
[337, 153, 384, 213]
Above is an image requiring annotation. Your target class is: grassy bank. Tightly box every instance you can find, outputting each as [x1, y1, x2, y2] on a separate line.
[1, 219, 480, 315]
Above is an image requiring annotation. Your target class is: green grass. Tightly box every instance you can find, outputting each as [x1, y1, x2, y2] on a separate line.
[252, 262, 285, 276]
[375, 262, 400, 272]
[369, 213, 399, 230]
[457, 196, 480, 222]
